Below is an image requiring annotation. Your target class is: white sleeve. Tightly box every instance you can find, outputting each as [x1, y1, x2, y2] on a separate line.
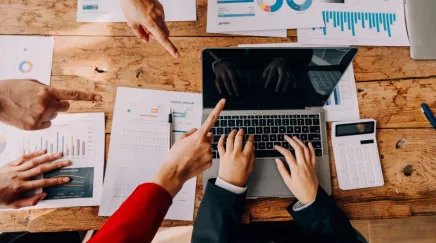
[293, 199, 315, 211]
[215, 177, 247, 194]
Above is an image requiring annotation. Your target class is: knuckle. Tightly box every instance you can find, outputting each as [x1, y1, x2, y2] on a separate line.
[27, 160, 36, 168]
[11, 183, 22, 192]
[35, 167, 44, 175]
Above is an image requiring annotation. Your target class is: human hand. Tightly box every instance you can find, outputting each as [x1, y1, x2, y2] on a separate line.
[120, 0, 179, 58]
[0, 79, 102, 130]
[214, 61, 244, 96]
[263, 58, 295, 92]
[0, 150, 72, 209]
[274, 136, 318, 204]
[217, 129, 254, 187]
[153, 99, 226, 197]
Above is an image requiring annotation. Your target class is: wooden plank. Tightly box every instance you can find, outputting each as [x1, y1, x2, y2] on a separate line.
[0, 0, 297, 37]
[0, 210, 30, 232]
[53, 76, 436, 133]
[369, 216, 436, 243]
[49, 36, 436, 82]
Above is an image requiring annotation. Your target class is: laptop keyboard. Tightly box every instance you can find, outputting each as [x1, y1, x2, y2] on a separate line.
[211, 114, 323, 159]
[309, 70, 342, 94]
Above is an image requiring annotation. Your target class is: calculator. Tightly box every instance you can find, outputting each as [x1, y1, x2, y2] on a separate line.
[332, 119, 384, 190]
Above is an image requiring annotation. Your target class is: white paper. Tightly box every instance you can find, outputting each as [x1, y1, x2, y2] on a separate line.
[77, 0, 197, 22]
[99, 87, 202, 221]
[217, 29, 288, 37]
[0, 36, 54, 85]
[297, 0, 410, 46]
[238, 42, 360, 122]
[207, 0, 324, 33]
[0, 113, 105, 210]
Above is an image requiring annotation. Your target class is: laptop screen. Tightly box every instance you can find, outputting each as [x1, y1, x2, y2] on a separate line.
[202, 48, 358, 110]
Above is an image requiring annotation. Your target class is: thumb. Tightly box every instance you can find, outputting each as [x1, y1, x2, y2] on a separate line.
[49, 88, 102, 101]
[10, 192, 47, 209]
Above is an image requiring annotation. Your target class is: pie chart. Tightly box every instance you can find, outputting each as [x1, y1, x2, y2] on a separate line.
[19, 61, 33, 73]
[286, 0, 312, 11]
[0, 136, 7, 154]
[257, 0, 284, 13]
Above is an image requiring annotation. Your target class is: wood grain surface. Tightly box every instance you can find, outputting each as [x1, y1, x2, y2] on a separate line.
[1, 0, 436, 233]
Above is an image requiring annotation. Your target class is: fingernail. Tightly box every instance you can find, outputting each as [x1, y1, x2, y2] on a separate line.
[41, 193, 47, 200]
[94, 95, 102, 101]
[284, 135, 290, 139]
[175, 51, 180, 58]
[62, 177, 70, 183]
[293, 136, 297, 139]
[63, 160, 72, 166]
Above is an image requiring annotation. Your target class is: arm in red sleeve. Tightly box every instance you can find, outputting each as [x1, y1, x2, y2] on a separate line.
[89, 183, 173, 243]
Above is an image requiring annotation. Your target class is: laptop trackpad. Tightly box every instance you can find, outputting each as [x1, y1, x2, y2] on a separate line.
[247, 158, 294, 199]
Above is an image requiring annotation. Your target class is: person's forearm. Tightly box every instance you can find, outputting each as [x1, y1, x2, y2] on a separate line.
[89, 183, 172, 243]
[192, 179, 246, 243]
[288, 186, 360, 243]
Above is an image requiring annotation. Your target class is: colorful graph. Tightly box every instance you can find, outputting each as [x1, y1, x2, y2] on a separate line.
[18, 60, 33, 73]
[325, 87, 341, 105]
[286, 0, 312, 11]
[21, 132, 87, 157]
[173, 111, 187, 118]
[43, 167, 94, 200]
[313, 11, 397, 37]
[257, 0, 283, 12]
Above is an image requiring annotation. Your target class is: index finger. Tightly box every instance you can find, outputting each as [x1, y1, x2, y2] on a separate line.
[49, 88, 102, 101]
[199, 99, 226, 137]
[146, 19, 179, 58]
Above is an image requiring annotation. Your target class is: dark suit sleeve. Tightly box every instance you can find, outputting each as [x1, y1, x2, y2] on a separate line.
[288, 186, 362, 243]
[191, 179, 246, 243]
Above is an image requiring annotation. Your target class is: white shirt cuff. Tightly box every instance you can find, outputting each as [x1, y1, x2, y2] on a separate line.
[215, 177, 247, 194]
[293, 199, 315, 211]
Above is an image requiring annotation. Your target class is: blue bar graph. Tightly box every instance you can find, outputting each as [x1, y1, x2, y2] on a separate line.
[312, 11, 397, 37]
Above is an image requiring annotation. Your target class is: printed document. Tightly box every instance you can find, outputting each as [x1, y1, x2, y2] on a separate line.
[0, 113, 105, 210]
[77, 0, 196, 22]
[99, 87, 202, 221]
[297, 0, 410, 46]
[207, 0, 324, 32]
[0, 36, 54, 85]
[238, 42, 360, 121]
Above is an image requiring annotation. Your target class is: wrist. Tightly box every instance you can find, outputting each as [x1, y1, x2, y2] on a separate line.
[218, 174, 246, 187]
[152, 165, 184, 198]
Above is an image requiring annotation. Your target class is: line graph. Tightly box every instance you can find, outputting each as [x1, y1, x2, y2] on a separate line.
[43, 167, 94, 200]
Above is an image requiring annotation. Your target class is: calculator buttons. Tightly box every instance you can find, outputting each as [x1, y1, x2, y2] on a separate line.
[335, 145, 384, 190]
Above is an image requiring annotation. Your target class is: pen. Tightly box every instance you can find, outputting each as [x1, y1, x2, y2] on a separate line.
[421, 103, 436, 130]
[168, 108, 173, 150]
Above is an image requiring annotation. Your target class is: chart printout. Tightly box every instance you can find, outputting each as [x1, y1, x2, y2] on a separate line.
[0, 113, 105, 210]
[99, 87, 202, 221]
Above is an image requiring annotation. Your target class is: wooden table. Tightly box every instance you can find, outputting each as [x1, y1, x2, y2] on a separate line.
[1, 0, 436, 233]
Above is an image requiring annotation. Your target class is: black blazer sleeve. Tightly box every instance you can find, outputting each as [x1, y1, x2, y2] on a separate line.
[288, 186, 361, 243]
[191, 179, 247, 243]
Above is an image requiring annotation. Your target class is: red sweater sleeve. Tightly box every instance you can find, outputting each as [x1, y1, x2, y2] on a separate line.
[89, 183, 172, 243]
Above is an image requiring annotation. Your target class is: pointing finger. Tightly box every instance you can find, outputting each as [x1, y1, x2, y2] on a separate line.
[49, 88, 102, 101]
[274, 145, 297, 171]
[293, 137, 311, 164]
[146, 18, 179, 58]
[275, 158, 292, 183]
[199, 99, 226, 137]
[178, 128, 197, 140]
[21, 160, 72, 179]
[234, 129, 244, 151]
[243, 135, 254, 155]
[285, 136, 304, 165]
[20, 177, 70, 191]
[308, 142, 316, 167]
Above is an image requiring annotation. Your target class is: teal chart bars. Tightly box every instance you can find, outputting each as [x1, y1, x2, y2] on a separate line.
[314, 11, 397, 37]
[297, 0, 410, 46]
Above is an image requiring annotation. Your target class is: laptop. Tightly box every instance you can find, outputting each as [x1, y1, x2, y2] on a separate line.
[202, 48, 358, 198]
[406, 0, 436, 60]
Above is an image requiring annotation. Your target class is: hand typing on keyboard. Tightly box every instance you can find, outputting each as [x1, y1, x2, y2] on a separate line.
[275, 136, 319, 205]
[217, 129, 255, 187]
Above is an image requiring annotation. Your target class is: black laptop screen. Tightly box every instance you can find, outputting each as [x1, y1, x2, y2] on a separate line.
[202, 48, 358, 110]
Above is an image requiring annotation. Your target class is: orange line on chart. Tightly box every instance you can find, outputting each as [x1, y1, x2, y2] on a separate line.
[51, 175, 86, 179]
[140, 114, 157, 118]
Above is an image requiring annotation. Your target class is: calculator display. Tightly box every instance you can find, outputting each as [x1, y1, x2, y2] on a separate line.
[336, 122, 375, 137]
